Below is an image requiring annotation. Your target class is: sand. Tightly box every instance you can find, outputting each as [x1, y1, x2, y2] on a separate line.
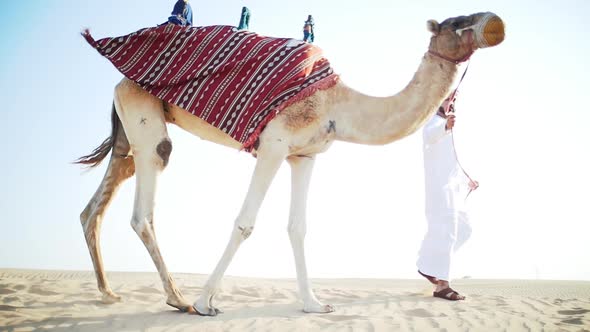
[1, 269, 589, 331]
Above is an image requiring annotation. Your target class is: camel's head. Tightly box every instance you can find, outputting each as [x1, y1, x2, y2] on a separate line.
[427, 12, 505, 63]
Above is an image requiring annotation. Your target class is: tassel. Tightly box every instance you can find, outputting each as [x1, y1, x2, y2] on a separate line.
[81, 29, 99, 49]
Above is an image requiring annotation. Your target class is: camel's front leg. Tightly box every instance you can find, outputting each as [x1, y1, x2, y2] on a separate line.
[287, 155, 335, 313]
[194, 143, 287, 316]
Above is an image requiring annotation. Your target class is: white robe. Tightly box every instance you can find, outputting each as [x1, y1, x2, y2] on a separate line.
[416, 113, 472, 281]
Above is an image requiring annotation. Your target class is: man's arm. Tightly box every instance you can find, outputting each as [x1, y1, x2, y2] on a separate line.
[185, 5, 193, 26]
[423, 114, 451, 145]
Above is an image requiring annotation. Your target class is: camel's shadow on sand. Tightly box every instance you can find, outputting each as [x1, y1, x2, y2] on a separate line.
[2, 293, 431, 331]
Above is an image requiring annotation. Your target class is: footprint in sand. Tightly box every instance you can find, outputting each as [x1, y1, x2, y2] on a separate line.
[558, 308, 589, 326]
[28, 285, 60, 296]
[0, 288, 16, 295]
[0, 304, 20, 311]
[135, 286, 161, 294]
[558, 308, 590, 315]
[232, 286, 260, 298]
[319, 314, 367, 322]
[134, 294, 153, 302]
[2, 296, 20, 304]
[268, 289, 289, 300]
[404, 308, 438, 318]
[80, 282, 96, 289]
[561, 317, 584, 325]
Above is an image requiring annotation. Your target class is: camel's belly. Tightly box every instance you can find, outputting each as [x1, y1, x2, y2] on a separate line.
[165, 105, 243, 150]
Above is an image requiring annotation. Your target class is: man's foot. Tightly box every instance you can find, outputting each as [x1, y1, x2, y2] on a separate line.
[418, 270, 438, 285]
[433, 287, 465, 301]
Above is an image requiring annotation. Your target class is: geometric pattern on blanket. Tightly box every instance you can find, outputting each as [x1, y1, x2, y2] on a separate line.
[83, 24, 339, 151]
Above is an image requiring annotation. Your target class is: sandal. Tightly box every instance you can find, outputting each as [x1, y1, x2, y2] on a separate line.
[433, 287, 465, 301]
[418, 270, 438, 285]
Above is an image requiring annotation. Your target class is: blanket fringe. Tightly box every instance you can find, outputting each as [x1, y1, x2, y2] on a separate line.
[242, 74, 340, 152]
[81, 29, 99, 49]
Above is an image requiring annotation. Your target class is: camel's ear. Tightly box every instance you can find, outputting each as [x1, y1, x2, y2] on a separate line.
[427, 20, 440, 35]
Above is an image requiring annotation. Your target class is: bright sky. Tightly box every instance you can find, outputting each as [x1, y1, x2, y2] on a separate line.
[1, 0, 589, 281]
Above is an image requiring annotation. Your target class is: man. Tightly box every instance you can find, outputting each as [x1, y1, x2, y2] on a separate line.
[303, 15, 315, 43]
[417, 94, 479, 301]
[167, 0, 193, 26]
[237, 6, 251, 30]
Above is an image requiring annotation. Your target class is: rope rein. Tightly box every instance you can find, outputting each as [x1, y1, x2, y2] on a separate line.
[445, 61, 477, 200]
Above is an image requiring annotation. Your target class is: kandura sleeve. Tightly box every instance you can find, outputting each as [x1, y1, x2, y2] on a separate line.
[423, 115, 450, 146]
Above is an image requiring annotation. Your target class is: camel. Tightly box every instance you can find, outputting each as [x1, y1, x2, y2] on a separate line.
[77, 12, 504, 315]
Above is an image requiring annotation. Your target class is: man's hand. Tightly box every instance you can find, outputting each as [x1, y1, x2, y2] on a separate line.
[468, 180, 479, 191]
[445, 114, 456, 130]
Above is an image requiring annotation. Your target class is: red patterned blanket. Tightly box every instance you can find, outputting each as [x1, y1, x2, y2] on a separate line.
[83, 24, 338, 151]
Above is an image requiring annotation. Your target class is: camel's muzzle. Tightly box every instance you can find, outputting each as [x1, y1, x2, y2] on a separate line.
[474, 13, 505, 48]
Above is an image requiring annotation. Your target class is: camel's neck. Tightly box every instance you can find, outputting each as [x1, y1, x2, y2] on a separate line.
[327, 53, 459, 145]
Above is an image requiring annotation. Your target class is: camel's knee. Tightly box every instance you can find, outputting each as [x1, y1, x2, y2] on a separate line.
[288, 218, 307, 241]
[80, 202, 101, 230]
[156, 139, 172, 167]
[117, 156, 136, 179]
[80, 206, 91, 226]
[80, 213, 102, 246]
[80, 211, 93, 238]
[131, 218, 158, 250]
[111, 129, 135, 179]
[237, 225, 254, 240]
[130, 215, 152, 235]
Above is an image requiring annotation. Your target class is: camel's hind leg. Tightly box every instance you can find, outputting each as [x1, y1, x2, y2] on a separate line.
[286, 155, 334, 313]
[80, 108, 135, 303]
[115, 80, 194, 313]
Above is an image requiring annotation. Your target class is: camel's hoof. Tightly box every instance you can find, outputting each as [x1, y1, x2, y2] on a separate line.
[167, 301, 196, 313]
[192, 306, 223, 316]
[101, 292, 122, 304]
[303, 304, 336, 314]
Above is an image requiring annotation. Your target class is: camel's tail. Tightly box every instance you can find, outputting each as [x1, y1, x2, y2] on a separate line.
[74, 103, 123, 168]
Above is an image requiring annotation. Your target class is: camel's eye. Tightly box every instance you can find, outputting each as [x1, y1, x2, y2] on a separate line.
[452, 21, 461, 29]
